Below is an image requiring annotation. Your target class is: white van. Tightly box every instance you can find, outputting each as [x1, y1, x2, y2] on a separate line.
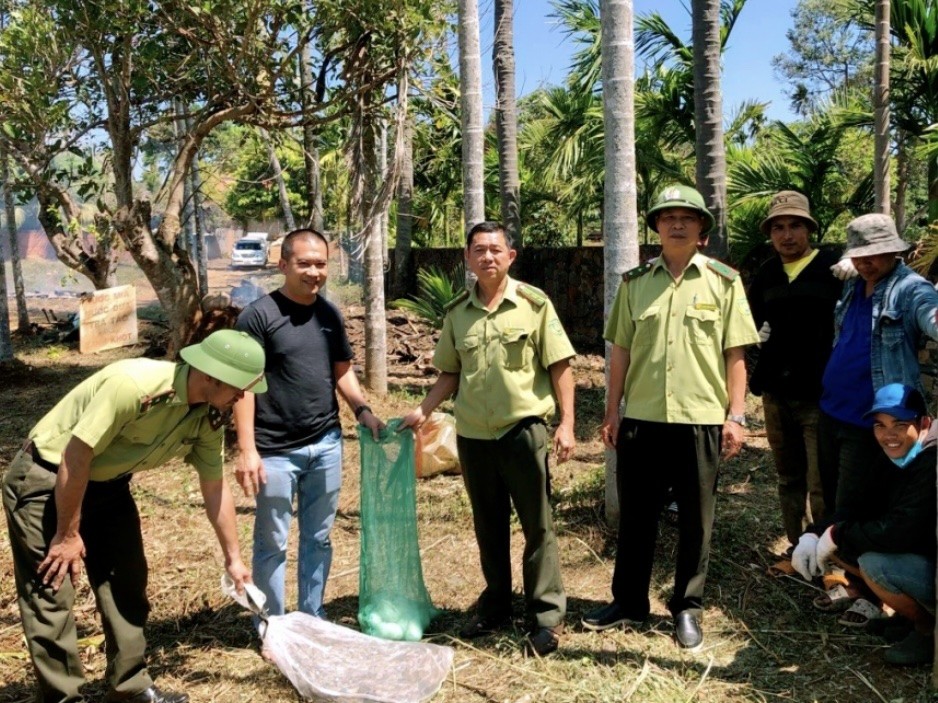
[231, 232, 269, 268]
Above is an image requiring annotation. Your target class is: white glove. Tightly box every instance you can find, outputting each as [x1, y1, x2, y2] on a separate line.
[830, 259, 857, 281]
[791, 532, 820, 580]
[758, 321, 771, 344]
[816, 526, 838, 573]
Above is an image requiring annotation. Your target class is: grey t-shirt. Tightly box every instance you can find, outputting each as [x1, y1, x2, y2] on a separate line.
[236, 291, 354, 453]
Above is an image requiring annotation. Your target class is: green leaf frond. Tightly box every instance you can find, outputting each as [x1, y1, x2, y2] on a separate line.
[390, 263, 466, 329]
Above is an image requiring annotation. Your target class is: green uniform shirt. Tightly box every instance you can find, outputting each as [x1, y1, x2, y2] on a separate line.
[433, 277, 575, 440]
[605, 253, 760, 425]
[29, 358, 225, 481]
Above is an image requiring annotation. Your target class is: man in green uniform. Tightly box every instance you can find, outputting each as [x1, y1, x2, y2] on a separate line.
[401, 221, 575, 657]
[3, 329, 266, 703]
[582, 185, 760, 650]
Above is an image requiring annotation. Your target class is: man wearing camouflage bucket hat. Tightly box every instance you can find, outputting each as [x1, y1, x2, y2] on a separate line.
[3, 329, 266, 703]
[802, 213, 938, 615]
[583, 184, 760, 651]
[747, 191, 843, 576]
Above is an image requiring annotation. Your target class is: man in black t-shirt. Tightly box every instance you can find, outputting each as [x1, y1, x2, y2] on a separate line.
[747, 192, 844, 575]
[234, 229, 383, 620]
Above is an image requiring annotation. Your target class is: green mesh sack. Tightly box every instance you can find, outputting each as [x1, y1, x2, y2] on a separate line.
[358, 419, 439, 641]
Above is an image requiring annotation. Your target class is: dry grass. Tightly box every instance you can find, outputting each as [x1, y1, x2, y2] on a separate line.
[2, 277, 938, 702]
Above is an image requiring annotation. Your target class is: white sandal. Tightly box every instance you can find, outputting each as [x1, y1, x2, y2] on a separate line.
[838, 598, 882, 628]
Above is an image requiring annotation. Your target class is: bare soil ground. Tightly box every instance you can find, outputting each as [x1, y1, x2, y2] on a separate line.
[1, 259, 935, 703]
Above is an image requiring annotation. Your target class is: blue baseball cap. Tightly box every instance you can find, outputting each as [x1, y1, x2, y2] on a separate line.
[863, 383, 927, 421]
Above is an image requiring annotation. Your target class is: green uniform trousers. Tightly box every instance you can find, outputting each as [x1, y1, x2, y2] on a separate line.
[456, 419, 565, 629]
[2, 449, 152, 703]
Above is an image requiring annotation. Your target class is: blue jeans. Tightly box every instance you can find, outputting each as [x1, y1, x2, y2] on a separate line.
[859, 552, 936, 614]
[253, 427, 343, 618]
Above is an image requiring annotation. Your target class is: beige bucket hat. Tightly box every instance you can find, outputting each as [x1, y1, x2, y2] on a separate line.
[760, 191, 818, 236]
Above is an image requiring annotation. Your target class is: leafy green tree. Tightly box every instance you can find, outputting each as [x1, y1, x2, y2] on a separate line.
[0, 1, 119, 290]
[772, 0, 874, 114]
[885, 0, 938, 222]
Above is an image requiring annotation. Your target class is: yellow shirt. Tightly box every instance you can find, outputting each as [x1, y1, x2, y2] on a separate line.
[605, 253, 760, 425]
[782, 248, 819, 282]
[432, 277, 576, 439]
[29, 359, 225, 481]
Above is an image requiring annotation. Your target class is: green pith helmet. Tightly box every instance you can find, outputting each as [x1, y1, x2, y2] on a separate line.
[180, 329, 268, 393]
[645, 184, 714, 235]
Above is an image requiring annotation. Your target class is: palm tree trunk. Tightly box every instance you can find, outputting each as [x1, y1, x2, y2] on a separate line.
[873, 0, 891, 214]
[458, 0, 485, 233]
[379, 120, 389, 260]
[601, 0, 640, 524]
[361, 110, 388, 395]
[1, 150, 28, 332]
[692, 0, 728, 257]
[493, 0, 521, 248]
[1, 154, 16, 357]
[393, 117, 414, 298]
[895, 130, 909, 231]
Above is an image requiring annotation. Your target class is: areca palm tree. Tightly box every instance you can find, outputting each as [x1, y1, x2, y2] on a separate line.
[873, 0, 891, 213]
[458, 0, 485, 231]
[693, 0, 729, 255]
[493, 0, 522, 247]
[600, 0, 639, 521]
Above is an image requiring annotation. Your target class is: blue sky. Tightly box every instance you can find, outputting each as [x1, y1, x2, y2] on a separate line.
[476, 0, 801, 123]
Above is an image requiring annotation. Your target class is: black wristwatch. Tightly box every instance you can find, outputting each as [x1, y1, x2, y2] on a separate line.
[354, 404, 372, 420]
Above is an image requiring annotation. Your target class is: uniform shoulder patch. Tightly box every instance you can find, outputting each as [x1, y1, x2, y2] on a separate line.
[443, 289, 470, 312]
[516, 283, 547, 309]
[707, 259, 739, 282]
[139, 389, 176, 414]
[621, 263, 651, 282]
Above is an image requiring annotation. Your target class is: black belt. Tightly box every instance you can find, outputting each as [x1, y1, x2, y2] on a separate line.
[22, 440, 59, 472]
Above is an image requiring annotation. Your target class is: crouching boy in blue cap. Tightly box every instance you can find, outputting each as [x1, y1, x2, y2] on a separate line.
[792, 383, 936, 665]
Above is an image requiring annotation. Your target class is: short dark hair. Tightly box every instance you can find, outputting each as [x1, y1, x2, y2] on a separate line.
[466, 221, 514, 250]
[282, 228, 329, 261]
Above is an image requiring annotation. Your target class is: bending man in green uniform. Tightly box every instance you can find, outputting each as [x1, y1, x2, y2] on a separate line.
[401, 221, 576, 657]
[3, 329, 266, 703]
[582, 185, 760, 650]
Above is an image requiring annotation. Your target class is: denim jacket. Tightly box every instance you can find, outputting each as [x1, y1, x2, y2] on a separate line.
[833, 261, 938, 394]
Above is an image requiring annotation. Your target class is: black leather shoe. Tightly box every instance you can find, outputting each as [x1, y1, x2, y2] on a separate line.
[674, 611, 703, 651]
[458, 612, 511, 639]
[526, 626, 561, 657]
[581, 602, 645, 631]
[104, 686, 190, 703]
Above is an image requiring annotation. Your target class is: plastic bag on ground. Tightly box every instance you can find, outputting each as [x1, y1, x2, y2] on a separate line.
[263, 612, 453, 703]
[222, 576, 453, 703]
[358, 419, 439, 640]
[415, 412, 461, 478]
